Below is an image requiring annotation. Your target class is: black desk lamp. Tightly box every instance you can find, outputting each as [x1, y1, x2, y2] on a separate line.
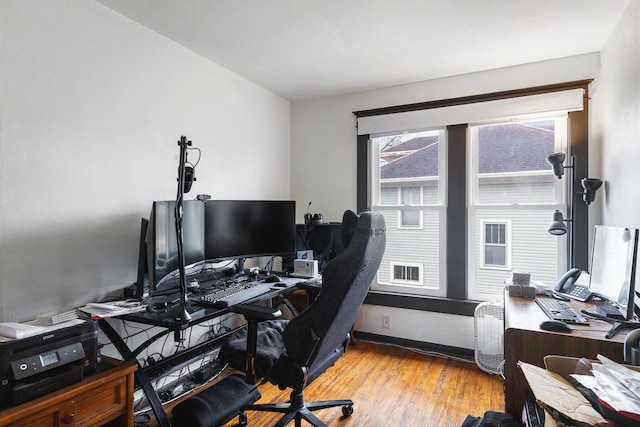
[545, 153, 602, 269]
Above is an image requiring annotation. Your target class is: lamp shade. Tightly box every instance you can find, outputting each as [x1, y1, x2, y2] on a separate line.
[581, 178, 602, 205]
[548, 210, 568, 235]
[546, 153, 566, 179]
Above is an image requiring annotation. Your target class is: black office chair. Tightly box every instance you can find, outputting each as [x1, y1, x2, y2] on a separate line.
[220, 210, 385, 427]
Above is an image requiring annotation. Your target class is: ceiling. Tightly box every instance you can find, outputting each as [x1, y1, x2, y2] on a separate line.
[96, 0, 631, 102]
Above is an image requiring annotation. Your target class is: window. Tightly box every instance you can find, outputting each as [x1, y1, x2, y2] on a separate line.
[481, 221, 510, 269]
[356, 81, 590, 308]
[399, 187, 422, 228]
[468, 118, 565, 299]
[369, 129, 446, 297]
[391, 262, 423, 285]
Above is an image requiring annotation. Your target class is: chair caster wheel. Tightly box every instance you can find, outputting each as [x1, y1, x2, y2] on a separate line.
[342, 405, 354, 417]
[239, 411, 248, 425]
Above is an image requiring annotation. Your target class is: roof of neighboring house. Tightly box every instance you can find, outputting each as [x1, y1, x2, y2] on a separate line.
[380, 122, 554, 179]
[383, 135, 439, 153]
[381, 141, 439, 179]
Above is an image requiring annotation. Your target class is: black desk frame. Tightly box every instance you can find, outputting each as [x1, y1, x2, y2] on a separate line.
[99, 284, 299, 427]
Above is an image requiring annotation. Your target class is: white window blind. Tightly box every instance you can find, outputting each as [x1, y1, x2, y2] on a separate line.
[356, 88, 584, 135]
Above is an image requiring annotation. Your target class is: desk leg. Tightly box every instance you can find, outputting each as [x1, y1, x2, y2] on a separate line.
[99, 319, 172, 427]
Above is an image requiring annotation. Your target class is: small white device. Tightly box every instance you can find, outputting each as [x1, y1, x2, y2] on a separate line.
[293, 259, 318, 278]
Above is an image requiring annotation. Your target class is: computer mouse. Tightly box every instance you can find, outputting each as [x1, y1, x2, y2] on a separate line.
[539, 320, 573, 332]
[264, 275, 283, 283]
[271, 282, 287, 288]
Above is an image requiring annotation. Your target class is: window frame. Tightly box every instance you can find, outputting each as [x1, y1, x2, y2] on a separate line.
[355, 80, 592, 315]
[368, 128, 448, 298]
[466, 116, 568, 300]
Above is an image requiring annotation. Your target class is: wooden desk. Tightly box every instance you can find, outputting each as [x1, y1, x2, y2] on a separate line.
[0, 357, 136, 427]
[504, 294, 629, 417]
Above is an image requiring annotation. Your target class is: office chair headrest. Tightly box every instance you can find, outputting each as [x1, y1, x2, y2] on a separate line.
[341, 210, 359, 248]
[350, 211, 386, 240]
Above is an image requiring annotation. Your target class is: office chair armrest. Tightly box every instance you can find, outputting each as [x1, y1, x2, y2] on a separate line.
[230, 304, 283, 384]
[231, 303, 282, 321]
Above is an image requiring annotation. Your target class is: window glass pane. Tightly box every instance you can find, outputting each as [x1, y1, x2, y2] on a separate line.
[401, 187, 420, 204]
[393, 265, 404, 280]
[377, 210, 441, 290]
[371, 128, 444, 296]
[376, 130, 440, 206]
[401, 210, 420, 227]
[474, 210, 559, 294]
[470, 117, 566, 299]
[485, 246, 506, 266]
[408, 266, 420, 281]
[476, 120, 558, 204]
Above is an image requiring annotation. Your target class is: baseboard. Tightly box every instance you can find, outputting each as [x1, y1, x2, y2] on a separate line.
[354, 331, 474, 361]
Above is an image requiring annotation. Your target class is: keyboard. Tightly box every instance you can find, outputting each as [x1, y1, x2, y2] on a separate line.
[535, 298, 589, 324]
[197, 281, 277, 308]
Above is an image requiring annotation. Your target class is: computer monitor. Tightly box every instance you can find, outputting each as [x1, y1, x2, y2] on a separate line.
[133, 217, 149, 299]
[204, 200, 296, 261]
[145, 199, 296, 293]
[589, 225, 639, 320]
[146, 200, 206, 294]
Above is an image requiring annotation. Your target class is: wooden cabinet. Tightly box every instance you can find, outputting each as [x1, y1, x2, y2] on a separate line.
[0, 357, 136, 427]
[503, 294, 628, 417]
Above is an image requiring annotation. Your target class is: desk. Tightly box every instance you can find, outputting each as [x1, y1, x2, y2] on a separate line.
[99, 277, 302, 427]
[503, 294, 629, 418]
[0, 357, 136, 427]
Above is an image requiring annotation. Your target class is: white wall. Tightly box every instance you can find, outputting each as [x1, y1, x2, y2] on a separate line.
[0, 1, 290, 322]
[591, 0, 640, 230]
[291, 54, 601, 349]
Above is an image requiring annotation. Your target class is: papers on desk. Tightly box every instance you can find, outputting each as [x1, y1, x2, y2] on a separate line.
[78, 301, 146, 318]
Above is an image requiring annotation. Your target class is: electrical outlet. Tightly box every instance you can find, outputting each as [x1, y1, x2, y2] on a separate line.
[382, 315, 390, 329]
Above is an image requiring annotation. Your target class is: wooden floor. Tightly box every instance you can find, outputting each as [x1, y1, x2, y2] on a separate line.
[153, 340, 505, 427]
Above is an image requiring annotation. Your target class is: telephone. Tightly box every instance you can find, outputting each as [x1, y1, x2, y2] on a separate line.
[554, 268, 593, 301]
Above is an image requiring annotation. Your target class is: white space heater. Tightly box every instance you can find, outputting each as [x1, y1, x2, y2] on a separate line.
[474, 301, 505, 375]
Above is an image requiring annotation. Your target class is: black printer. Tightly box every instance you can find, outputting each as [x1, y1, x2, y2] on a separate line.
[0, 320, 98, 407]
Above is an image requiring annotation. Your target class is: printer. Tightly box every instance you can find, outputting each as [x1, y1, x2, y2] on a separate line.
[0, 320, 98, 407]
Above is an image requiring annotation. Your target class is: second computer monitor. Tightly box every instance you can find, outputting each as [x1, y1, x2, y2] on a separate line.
[204, 200, 296, 261]
[589, 225, 639, 320]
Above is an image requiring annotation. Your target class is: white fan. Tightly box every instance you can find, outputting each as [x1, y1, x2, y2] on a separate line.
[474, 301, 505, 375]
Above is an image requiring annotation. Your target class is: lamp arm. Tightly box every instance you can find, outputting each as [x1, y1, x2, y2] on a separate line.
[568, 155, 576, 269]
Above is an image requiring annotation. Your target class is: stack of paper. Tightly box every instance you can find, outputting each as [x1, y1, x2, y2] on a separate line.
[571, 355, 640, 423]
[78, 301, 146, 318]
[36, 309, 78, 325]
[519, 361, 607, 426]
[0, 322, 45, 339]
